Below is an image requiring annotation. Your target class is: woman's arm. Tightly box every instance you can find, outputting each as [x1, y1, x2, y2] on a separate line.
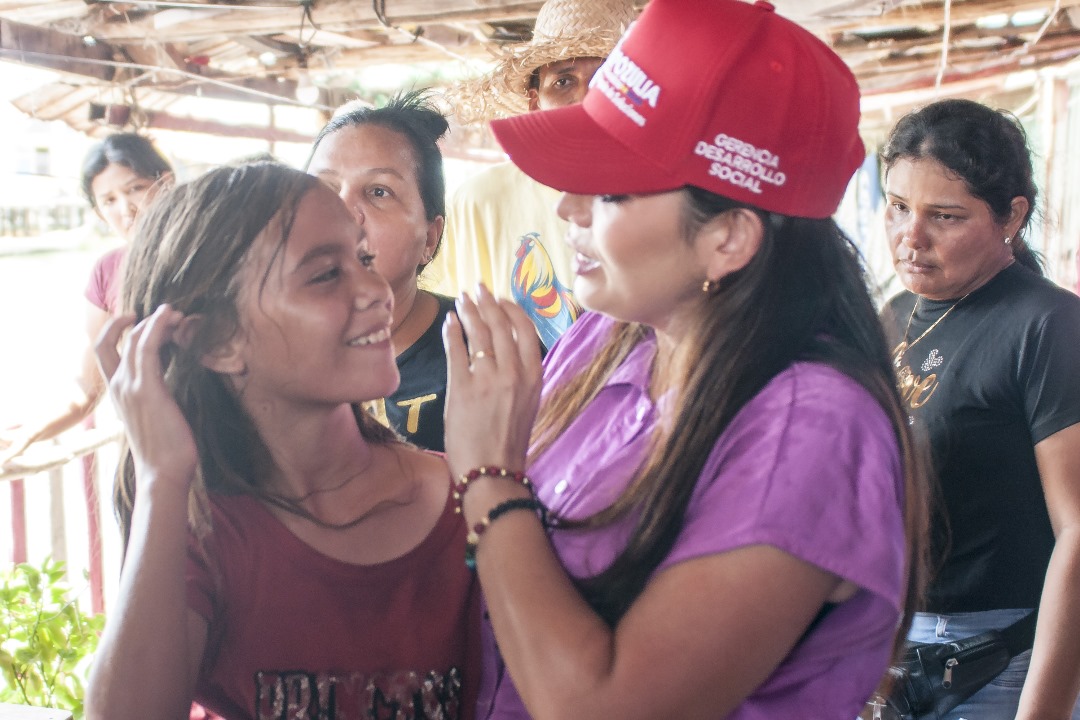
[443, 289, 846, 719]
[469, 496, 841, 719]
[85, 307, 207, 720]
[0, 302, 110, 467]
[1017, 422, 1080, 720]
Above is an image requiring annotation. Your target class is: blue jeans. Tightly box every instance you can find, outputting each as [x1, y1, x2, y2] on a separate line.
[908, 609, 1080, 720]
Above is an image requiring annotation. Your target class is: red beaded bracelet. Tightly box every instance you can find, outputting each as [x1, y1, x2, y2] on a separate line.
[452, 466, 533, 513]
[465, 497, 546, 569]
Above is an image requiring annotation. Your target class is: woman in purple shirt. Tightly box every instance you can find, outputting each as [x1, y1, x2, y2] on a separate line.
[441, 1, 929, 718]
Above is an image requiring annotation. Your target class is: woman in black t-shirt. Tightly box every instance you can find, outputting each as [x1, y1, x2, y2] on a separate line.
[306, 91, 455, 451]
[881, 98, 1080, 720]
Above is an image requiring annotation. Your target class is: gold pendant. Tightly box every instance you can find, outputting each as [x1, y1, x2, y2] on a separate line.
[891, 341, 908, 368]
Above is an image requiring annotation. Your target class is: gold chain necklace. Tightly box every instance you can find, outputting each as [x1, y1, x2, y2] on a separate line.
[891, 292, 971, 368]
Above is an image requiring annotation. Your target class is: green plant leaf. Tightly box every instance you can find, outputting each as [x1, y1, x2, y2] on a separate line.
[0, 558, 102, 717]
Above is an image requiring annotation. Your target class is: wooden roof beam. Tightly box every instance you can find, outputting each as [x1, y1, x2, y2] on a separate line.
[833, 21, 1037, 53]
[124, 37, 189, 69]
[857, 38, 1080, 95]
[141, 107, 315, 143]
[81, 2, 552, 43]
[0, 17, 324, 107]
[128, 70, 322, 107]
[0, 17, 115, 79]
[826, 0, 1080, 35]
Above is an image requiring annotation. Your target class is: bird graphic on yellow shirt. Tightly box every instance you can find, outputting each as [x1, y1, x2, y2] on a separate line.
[511, 232, 580, 350]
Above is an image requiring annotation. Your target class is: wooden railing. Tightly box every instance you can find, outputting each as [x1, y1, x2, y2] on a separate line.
[1, 424, 122, 615]
[0, 205, 88, 238]
[0, 703, 74, 719]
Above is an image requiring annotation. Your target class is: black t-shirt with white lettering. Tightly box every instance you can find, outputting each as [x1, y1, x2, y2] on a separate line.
[884, 263, 1080, 612]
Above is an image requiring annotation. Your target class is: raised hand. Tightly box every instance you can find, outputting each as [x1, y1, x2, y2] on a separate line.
[442, 285, 543, 479]
[95, 304, 199, 488]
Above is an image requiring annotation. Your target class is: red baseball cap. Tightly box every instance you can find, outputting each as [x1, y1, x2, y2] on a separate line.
[490, 0, 865, 219]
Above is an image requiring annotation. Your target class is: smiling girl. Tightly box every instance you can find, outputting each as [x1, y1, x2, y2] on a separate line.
[85, 161, 481, 720]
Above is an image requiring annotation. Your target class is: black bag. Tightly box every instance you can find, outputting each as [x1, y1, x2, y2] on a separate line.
[864, 611, 1036, 720]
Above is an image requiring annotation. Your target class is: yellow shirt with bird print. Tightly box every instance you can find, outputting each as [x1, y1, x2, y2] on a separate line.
[432, 161, 580, 348]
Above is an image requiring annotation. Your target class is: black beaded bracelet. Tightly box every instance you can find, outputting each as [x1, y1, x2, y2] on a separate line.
[465, 497, 547, 569]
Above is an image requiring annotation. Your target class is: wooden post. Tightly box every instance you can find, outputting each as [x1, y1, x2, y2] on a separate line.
[81, 416, 105, 615]
[10, 478, 26, 565]
[48, 467, 66, 565]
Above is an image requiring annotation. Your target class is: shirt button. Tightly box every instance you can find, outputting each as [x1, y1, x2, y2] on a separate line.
[554, 479, 569, 494]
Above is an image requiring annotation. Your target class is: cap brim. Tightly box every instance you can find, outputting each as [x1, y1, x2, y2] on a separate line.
[491, 103, 684, 196]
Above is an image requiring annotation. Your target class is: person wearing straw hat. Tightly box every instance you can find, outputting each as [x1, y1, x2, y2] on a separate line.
[436, 0, 638, 349]
[441, 0, 929, 717]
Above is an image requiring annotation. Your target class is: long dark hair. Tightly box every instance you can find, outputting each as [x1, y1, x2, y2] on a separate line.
[80, 132, 173, 207]
[881, 98, 1043, 274]
[116, 160, 399, 550]
[531, 186, 929, 656]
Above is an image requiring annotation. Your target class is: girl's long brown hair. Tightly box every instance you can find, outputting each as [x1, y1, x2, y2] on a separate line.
[116, 161, 399, 551]
[531, 187, 930, 661]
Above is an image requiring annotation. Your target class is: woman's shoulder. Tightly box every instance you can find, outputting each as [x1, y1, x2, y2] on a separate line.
[419, 292, 457, 339]
[395, 292, 455, 368]
[398, 445, 452, 483]
[993, 261, 1059, 290]
[678, 361, 905, 606]
[430, 292, 457, 313]
[89, 245, 126, 290]
[707, 362, 897, 485]
[883, 292, 915, 315]
[719, 363, 898, 469]
[543, 312, 624, 365]
[196, 493, 274, 557]
[759, 362, 885, 415]
[85, 245, 127, 311]
[979, 264, 1080, 330]
[203, 492, 268, 531]
[94, 244, 126, 266]
[539, 313, 619, 388]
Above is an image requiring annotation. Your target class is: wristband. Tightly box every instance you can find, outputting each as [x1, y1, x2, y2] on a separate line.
[453, 465, 533, 512]
[465, 497, 546, 569]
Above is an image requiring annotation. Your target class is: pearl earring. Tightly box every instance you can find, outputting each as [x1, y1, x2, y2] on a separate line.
[1004, 236, 1012, 245]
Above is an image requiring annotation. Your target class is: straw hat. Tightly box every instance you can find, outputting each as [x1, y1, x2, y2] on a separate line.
[447, 0, 639, 125]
